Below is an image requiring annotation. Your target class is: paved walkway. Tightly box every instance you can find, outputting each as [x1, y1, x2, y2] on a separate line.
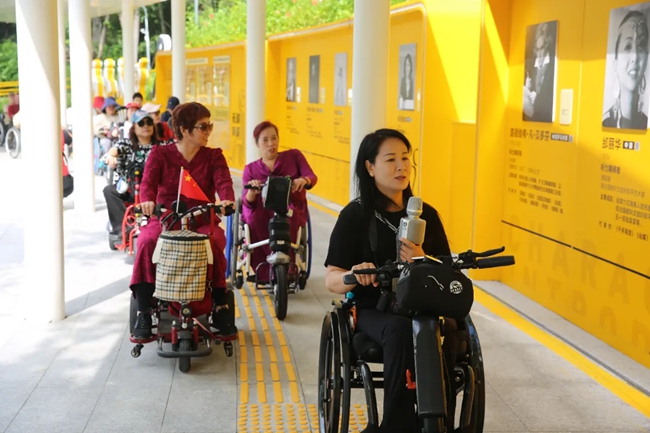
[0, 151, 649, 433]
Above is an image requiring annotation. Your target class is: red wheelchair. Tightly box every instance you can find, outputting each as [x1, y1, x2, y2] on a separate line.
[129, 201, 236, 373]
[108, 162, 144, 260]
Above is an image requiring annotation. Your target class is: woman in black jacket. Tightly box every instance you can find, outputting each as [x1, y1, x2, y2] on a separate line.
[324, 128, 456, 433]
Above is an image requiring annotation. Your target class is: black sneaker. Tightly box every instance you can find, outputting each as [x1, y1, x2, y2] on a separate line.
[211, 290, 238, 337]
[132, 310, 152, 339]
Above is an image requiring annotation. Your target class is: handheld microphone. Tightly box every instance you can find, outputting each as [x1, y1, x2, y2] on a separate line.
[397, 197, 426, 256]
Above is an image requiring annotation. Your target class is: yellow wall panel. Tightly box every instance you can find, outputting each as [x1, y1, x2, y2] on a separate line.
[491, 0, 650, 368]
[155, 44, 247, 171]
[420, 0, 482, 226]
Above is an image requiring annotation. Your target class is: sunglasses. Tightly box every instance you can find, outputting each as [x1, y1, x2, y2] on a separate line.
[137, 118, 154, 127]
[194, 122, 214, 133]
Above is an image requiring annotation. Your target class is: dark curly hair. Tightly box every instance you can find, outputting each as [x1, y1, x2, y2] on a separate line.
[171, 102, 211, 140]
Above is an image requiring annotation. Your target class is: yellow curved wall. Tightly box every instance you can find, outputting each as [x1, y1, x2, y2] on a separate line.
[152, 0, 650, 368]
[482, 0, 650, 368]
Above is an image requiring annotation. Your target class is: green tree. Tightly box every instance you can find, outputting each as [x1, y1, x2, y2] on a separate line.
[0, 38, 18, 82]
[186, 0, 407, 48]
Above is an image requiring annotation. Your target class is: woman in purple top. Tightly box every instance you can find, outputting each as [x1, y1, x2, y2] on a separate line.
[242, 121, 318, 281]
[130, 102, 237, 340]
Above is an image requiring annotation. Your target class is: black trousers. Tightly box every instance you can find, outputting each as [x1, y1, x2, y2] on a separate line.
[355, 309, 457, 433]
[103, 184, 132, 235]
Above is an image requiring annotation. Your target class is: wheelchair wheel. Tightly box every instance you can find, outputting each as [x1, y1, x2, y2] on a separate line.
[318, 312, 341, 433]
[306, 212, 313, 279]
[179, 339, 191, 373]
[5, 127, 20, 159]
[225, 215, 233, 279]
[129, 295, 138, 334]
[0, 121, 6, 147]
[229, 200, 244, 289]
[466, 314, 486, 432]
[273, 264, 289, 320]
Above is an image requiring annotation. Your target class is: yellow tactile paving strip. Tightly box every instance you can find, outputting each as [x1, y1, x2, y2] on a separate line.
[233, 283, 368, 432]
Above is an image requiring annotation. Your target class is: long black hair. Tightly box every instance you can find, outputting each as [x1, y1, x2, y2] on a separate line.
[354, 128, 413, 218]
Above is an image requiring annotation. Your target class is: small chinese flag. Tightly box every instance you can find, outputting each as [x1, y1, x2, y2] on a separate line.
[179, 167, 209, 202]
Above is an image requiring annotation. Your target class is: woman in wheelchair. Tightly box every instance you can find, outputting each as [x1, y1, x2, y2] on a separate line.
[130, 102, 236, 340]
[104, 110, 165, 243]
[242, 120, 317, 282]
[324, 128, 456, 433]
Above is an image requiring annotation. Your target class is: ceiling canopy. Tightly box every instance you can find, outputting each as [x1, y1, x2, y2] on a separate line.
[0, 0, 166, 23]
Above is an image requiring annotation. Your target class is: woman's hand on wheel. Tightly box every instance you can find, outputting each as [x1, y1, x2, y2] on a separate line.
[399, 237, 425, 263]
[140, 201, 155, 216]
[350, 262, 379, 287]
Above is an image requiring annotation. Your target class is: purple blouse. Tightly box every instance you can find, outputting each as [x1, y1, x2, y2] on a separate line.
[141, 144, 235, 209]
[241, 148, 317, 227]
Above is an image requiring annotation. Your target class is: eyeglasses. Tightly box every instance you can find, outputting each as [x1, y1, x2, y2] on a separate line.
[194, 122, 214, 133]
[137, 118, 154, 127]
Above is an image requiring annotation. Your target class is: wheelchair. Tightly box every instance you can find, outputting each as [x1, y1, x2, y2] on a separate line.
[317, 247, 515, 432]
[107, 159, 144, 261]
[225, 175, 313, 320]
[129, 201, 237, 372]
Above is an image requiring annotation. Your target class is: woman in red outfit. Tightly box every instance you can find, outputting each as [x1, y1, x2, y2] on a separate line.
[130, 102, 236, 340]
[242, 121, 317, 282]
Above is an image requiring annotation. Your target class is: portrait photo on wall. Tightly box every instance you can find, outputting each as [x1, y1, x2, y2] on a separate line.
[309, 55, 320, 104]
[398, 43, 416, 111]
[522, 20, 558, 123]
[602, 3, 650, 130]
[286, 57, 297, 102]
[334, 52, 348, 107]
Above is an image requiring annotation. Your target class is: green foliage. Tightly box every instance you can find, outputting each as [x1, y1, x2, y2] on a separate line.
[0, 38, 19, 82]
[186, 0, 407, 48]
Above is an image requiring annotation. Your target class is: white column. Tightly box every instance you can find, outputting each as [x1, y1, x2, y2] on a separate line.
[246, 0, 266, 163]
[349, 0, 391, 200]
[58, 0, 67, 128]
[69, 0, 95, 213]
[171, 0, 186, 102]
[15, 0, 65, 322]
[122, 0, 135, 104]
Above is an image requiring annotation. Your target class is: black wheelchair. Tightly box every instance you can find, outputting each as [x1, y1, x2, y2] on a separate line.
[317, 247, 515, 432]
[225, 175, 312, 320]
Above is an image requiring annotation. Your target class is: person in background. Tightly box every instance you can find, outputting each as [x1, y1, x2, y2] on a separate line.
[92, 96, 105, 116]
[160, 96, 180, 125]
[6, 92, 19, 121]
[142, 102, 175, 141]
[242, 121, 317, 283]
[132, 92, 144, 106]
[130, 102, 236, 340]
[122, 101, 142, 135]
[93, 96, 122, 153]
[103, 110, 165, 244]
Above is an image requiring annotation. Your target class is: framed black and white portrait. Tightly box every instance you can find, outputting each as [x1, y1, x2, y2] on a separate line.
[522, 20, 558, 123]
[309, 55, 320, 104]
[602, 4, 650, 130]
[333, 52, 347, 107]
[398, 43, 416, 111]
[286, 57, 297, 102]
